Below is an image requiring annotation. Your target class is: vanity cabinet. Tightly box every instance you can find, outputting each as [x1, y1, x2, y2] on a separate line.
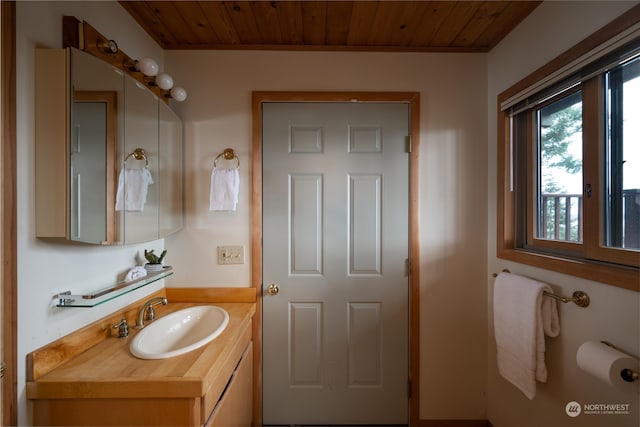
[35, 48, 183, 245]
[27, 301, 255, 427]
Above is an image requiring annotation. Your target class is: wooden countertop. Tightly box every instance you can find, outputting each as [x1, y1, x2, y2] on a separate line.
[26, 302, 255, 400]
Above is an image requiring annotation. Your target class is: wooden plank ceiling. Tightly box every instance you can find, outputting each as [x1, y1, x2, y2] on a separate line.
[119, 1, 541, 52]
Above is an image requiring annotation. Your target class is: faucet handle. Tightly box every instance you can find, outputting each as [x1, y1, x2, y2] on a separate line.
[146, 305, 157, 322]
[146, 297, 168, 321]
[113, 318, 129, 338]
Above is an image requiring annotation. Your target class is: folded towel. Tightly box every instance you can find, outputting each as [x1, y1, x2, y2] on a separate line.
[210, 167, 239, 211]
[493, 272, 560, 399]
[125, 266, 147, 282]
[115, 168, 154, 212]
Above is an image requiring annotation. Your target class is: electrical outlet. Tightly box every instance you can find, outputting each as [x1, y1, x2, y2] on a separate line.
[217, 245, 245, 265]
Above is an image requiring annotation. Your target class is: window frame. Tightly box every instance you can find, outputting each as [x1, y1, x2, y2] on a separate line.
[497, 6, 640, 292]
[525, 85, 584, 254]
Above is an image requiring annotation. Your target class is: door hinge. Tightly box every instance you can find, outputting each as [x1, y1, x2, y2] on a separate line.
[405, 135, 412, 153]
[408, 378, 412, 398]
[405, 258, 410, 277]
[0, 362, 6, 379]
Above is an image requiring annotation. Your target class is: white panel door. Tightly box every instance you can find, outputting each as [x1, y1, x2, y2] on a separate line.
[262, 102, 409, 425]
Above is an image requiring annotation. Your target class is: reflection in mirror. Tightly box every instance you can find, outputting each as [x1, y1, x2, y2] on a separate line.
[121, 75, 159, 244]
[37, 46, 184, 246]
[159, 102, 183, 236]
[71, 92, 116, 243]
[54, 48, 184, 245]
[70, 49, 123, 244]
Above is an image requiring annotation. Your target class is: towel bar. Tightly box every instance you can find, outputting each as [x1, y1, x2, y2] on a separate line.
[542, 290, 590, 307]
[493, 269, 590, 307]
[214, 148, 240, 168]
[124, 148, 149, 166]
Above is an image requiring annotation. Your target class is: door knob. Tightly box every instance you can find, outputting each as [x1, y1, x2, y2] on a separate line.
[266, 283, 279, 296]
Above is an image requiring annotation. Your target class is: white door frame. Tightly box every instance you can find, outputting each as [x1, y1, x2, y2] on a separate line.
[251, 91, 420, 426]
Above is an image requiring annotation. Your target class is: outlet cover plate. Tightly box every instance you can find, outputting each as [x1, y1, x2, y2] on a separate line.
[217, 246, 245, 265]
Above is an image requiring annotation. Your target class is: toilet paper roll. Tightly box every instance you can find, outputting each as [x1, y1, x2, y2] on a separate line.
[577, 341, 639, 394]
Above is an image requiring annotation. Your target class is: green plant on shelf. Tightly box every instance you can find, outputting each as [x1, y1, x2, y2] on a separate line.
[144, 249, 167, 265]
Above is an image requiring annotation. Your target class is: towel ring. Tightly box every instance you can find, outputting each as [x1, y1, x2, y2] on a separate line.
[124, 148, 149, 167]
[214, 148, 240, 168]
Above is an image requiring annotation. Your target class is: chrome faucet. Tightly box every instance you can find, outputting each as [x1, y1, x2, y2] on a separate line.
[136, 296, 168, 328]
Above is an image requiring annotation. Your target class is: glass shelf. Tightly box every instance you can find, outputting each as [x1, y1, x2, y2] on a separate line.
[55, 266, 173, 308]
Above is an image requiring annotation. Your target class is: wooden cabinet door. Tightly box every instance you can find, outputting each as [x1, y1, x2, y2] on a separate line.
[206, 342, 253, 427]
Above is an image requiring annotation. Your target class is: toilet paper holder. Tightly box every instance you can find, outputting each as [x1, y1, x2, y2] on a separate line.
[602, 341, 639, 383]
[621, 368, 639, 382]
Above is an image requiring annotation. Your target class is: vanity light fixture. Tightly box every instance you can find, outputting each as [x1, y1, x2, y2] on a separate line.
[64, 17, 189, 103]
[123, 58, 138, 72]
[97, 38, 118, 54]
[155, 72, 174, 90]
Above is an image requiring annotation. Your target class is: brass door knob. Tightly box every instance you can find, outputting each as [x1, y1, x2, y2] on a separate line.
[266, 283, 280, 296]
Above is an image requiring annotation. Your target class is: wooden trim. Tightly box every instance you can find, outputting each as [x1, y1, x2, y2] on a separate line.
[1, 2, 17, 424]
[496, 6, 640, 292]
[62, 15, 81, 51]
[250, 92, 263, 427]
[582, 75, 639, 267]
[166, 287, 257, 303]
[166, 42, 498, 54]
[499, 4, 640, 103]
[251, 91, 420, 426]
[408, 92, 421, 427]
[63, 18, 171, 104]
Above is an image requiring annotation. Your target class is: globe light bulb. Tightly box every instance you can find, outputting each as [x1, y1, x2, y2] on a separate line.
[170, 86, 187, 102]
[137, 57, 158, 77]
[156, 72, 174, 90]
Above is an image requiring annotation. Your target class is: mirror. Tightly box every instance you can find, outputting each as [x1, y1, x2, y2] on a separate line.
[70, 49, 123, 244]
[38, 48, 183, 244]
[159, 102, 184, 236]
[120, 75, 160, 244]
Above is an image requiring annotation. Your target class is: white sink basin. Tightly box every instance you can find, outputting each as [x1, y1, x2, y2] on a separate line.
[130, 305, 229, 359]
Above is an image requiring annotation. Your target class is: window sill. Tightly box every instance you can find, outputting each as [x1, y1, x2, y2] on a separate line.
[497, 246, 639, 292]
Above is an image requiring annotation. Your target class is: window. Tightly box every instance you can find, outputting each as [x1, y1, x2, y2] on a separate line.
[604, 57, 640, 251]
[498, 10, 640, 291]
[532, 89, 583, 247]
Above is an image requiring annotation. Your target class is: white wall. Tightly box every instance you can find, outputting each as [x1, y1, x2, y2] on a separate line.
[16, 2, 168, 425]
[164, 49, 490, 419]
[487, 2, 640, 426]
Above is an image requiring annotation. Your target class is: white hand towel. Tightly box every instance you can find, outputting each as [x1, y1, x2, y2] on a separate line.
[115, 168, 154, 212]
[493, 272, 560, 399]
[210, 167, 239, 211]
[125, 266, 147, 282]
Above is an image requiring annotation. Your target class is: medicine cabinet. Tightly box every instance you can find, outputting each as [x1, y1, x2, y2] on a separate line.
[35, 48, 183, 245]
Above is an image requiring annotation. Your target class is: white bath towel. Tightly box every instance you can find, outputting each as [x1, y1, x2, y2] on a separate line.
[493, 272, 560, 399]
[124, 266, 147, 282]
[115, 168, 154, 212]
[210, 167, 239, 211]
